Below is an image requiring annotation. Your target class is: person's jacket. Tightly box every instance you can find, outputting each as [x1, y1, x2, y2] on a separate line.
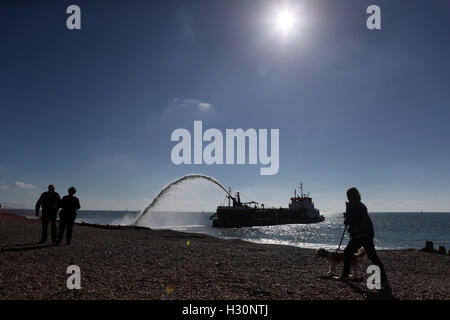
[60, 195, 81, 216]
[343, 201, 374, 237]
[35, 191, 61, 214]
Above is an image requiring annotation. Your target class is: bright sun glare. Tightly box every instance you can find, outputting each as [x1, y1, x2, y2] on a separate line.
[275, 8, 297, 36]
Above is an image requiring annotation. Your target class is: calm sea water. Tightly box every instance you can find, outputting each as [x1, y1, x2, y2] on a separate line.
[3, 209, 449, 250]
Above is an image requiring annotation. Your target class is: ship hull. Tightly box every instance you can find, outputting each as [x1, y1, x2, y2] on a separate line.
[211, 206, 325, 228]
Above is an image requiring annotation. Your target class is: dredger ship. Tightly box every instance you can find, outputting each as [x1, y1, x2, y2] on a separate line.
[210, 183, 325, 228]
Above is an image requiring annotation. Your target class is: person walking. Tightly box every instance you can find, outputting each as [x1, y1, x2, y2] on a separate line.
[56, 187, 80, 245]
[35, 184, 61, 244]
[337, 187, 389, 288]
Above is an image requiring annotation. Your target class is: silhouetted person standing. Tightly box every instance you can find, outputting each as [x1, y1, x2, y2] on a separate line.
[57, 187, 80, 245]
[35, 184, 61, 243]
[338, 187, 389, 288]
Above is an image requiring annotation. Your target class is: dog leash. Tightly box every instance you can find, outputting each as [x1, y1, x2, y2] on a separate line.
[337, 225, 347, 251]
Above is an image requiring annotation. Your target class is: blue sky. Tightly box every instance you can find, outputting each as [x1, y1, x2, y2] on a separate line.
[1, 0, 450, 212]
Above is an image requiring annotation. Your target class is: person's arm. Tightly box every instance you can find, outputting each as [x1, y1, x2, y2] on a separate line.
[75, 198, 81, 211]
[35, 194, 43, 216]
[344, 202, 350, 225]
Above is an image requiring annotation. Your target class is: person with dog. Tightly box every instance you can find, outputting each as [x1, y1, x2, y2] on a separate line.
[337, 187, 389, 288]
[35, 184, 61, 244]
[56, 186, 81, 245]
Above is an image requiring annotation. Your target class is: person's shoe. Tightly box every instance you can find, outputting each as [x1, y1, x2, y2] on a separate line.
[37, 239, 45, 244]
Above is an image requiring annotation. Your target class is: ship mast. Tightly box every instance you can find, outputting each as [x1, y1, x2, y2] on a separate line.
[300, 182, 304, 198]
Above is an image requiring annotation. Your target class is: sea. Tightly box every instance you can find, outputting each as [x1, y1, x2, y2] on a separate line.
[2, 209, 449, 250]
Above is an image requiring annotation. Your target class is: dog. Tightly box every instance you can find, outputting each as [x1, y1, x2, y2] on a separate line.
[315, 248, 365, 276]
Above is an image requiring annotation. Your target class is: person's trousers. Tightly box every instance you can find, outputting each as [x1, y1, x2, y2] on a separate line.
[341, 233, 388, 283]
[57, 213, 76, 244]
[41, 211, 58, 242]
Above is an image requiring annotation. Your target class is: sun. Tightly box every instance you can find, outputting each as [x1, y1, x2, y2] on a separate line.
[274, 8, 297, 36]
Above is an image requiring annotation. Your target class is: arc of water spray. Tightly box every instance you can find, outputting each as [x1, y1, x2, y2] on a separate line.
[133, 174, 229, 225]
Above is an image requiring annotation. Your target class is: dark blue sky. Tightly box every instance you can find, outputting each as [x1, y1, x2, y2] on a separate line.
[1, 0, 450, 212]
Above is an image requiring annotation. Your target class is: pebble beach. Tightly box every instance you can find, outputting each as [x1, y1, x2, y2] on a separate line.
[0, 213, 449, 300]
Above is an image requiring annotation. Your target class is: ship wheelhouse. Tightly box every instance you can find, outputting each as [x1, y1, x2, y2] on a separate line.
[288, 183, 321, 217]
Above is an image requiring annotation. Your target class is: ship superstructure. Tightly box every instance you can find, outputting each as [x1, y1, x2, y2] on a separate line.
[210, 182, 325, 228]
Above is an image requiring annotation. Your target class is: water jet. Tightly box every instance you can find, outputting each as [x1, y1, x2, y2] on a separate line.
[134, 174, 228, 225]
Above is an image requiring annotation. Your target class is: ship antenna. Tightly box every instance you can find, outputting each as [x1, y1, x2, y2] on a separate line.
[300, 182, 304, 197]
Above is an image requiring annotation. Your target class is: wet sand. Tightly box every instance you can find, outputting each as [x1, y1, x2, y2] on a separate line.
[0, 213, 449, 300]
